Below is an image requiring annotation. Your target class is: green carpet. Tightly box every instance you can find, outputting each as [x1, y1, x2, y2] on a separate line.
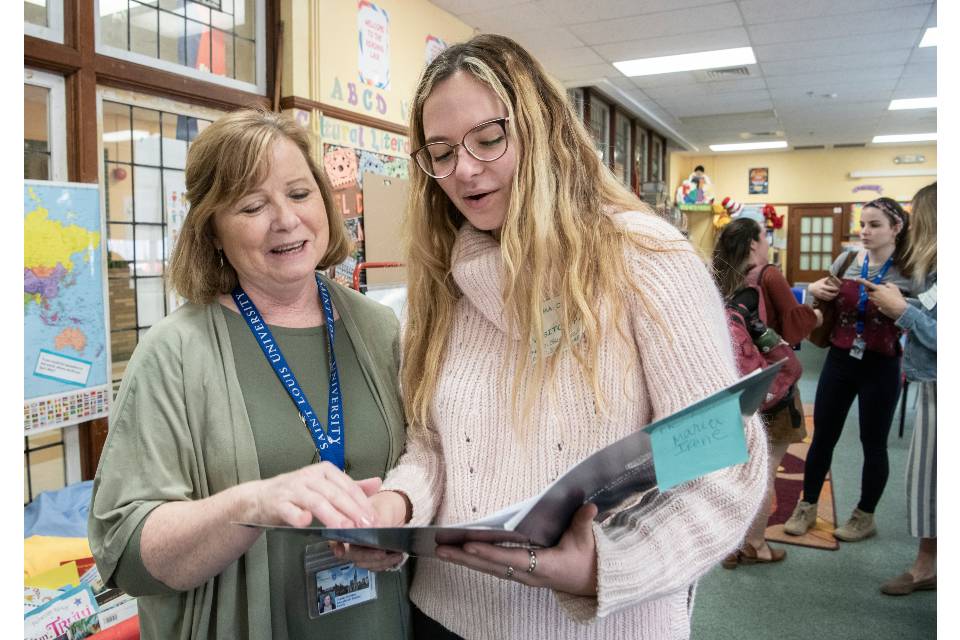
[690, 346, 936, 639]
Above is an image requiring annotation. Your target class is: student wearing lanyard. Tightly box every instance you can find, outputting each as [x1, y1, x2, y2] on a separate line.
[338, 35, 768, 640]
[89, 109, 412, 640]
[784, 198, 915, 542]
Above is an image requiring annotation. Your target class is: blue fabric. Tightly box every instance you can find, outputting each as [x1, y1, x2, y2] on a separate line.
[791, 287, 804, 305]
[896, 277, 937, 382]
[24, 480, 93, 538]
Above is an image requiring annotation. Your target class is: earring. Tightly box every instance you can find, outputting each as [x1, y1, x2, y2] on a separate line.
[218, 249, 224, 269]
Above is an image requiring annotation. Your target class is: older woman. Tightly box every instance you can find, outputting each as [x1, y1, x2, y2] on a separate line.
[88, 109, 411, 639]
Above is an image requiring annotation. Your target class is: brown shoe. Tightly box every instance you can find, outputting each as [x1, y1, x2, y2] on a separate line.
[880, 572, 936, 596]
[721, 551, 741, 569]
[738, 542, 786, 565]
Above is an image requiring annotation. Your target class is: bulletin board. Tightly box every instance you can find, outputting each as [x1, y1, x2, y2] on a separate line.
[361, 171, 408, 287]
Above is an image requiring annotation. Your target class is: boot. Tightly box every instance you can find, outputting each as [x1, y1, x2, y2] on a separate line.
[833, 508, 877, 542]
[784, 500, 817, 536]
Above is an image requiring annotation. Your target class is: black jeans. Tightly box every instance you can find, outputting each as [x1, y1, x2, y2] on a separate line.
[802, 346, 902, 513]
[412, 603, 463, 640]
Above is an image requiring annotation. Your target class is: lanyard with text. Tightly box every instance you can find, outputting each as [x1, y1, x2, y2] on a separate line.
[856, 254, 893, 336]
[231, 274, 344, 470]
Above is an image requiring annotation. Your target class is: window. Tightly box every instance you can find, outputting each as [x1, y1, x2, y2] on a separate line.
[613, 111, 631, 187]
[24, 69, 67, 181]
[634, 124, 648, 189]
[24, 0, 64, 43]
[100, 92, 219, 379]
[588, 98, 609, 166]
[567, 88, 584, 121]
[97, 0, 264, 92]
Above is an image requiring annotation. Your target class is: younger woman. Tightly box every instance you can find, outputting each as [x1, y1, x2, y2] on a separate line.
[785, 198, 914, 541]
[354, 34, 768, 640]
[714, 218, 815, 567]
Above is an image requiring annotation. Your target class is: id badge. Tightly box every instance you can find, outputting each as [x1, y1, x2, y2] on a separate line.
[304, 543, 377, 619]
[850, 335, 866, 360]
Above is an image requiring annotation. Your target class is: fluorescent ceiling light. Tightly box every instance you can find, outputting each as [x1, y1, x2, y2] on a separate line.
[889, 97, 937, 110]
[919, 27, 938, 47]
[709, 141, 788, 152]
[872, 133, 937, 143]
[614, 47, 756, 77]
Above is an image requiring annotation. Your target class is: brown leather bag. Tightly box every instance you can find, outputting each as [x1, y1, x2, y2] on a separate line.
[806, 251, 857, 348]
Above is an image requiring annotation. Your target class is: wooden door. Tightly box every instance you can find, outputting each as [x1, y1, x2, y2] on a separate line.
[787, 204, 844, 284]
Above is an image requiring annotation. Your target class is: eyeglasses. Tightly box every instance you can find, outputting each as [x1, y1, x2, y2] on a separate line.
[411, 117, 510, 179]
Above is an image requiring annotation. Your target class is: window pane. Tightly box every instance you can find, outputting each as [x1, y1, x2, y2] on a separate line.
[186, 1, 210, 23]
[223, 31, 235, 79]
[235, 35, 255, 83]
[137, 277, 166, 326]
[24, 84, 50, 181]
[160, 0, 186, 14]
[812, 217, 822, 233]
[800, 236, 810, 252]
[823, 217, 833, 233]
[589, 100, 609, 165]
[186, 19, 211, 72]
[160, 113, 188, 169]
[212, 8, 233, 31]
[234, 0, 254, 39]
[107, 223, 135, 268]
[811, 236, 822, 252]
[108, 275, 136, 330]
[800, 255, 810, 270]
[134, 224, 164, 276]
[159, 11, 186, 66]
[801, 217, 811, 233]
[821, 254, 833, 270]
[25, 152, 50, 180]
[613, 112, 630, 186]
[106, 163, 134, 222]
[132, 107, 162, 165]
[25, 1, 48, 27]
[130, 3, 160, 58]
[100, 0, 129, 49]
[163, 168, 187, 226]
[134, 166, 163, 222]
[822, 237, 833, 252]
[103, 102, 133, 163]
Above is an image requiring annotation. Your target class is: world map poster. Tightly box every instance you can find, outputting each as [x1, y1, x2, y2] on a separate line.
[24, 181, 110, 434]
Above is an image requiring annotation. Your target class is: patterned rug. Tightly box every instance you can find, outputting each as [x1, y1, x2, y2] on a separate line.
[764, 404, 839, 550]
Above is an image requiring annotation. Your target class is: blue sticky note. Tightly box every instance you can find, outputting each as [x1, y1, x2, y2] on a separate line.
[647, 392, 748, 491]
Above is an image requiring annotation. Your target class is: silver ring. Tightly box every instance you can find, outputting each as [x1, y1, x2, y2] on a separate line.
[526, 549, 537, 574]
[505, 565, 515, 579]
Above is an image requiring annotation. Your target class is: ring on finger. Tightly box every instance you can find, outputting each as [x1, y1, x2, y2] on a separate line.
[526, 549, 538, 574]
[504, 565, 515, 580]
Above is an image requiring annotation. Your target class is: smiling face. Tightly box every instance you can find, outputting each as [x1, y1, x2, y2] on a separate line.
[212, 137, 329, 295]
[421, 71, 519, 232]
[859, 206, 901, 251]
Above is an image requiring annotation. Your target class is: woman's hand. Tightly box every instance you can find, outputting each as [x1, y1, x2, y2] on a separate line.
[808, 277, 839, 302]
[434, 503, 599, 596]
[813, 307, 824, 327]
[329, 491, 410, 571]
[243, 462, 380, 528]
[857, 279, 908, 319]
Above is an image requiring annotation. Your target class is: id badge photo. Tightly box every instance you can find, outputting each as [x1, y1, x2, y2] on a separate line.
[304, 543, 378, 619]
[850, 335, 866, 360]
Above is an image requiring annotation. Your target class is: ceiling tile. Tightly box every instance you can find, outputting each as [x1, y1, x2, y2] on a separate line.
[551, 62, 622, 83]
[430, 0, 524, 13]
[504, 27, 585, 53]
[537, 47, 605, 67]
[764, 67, 902, 89]
[569, 3, 742, 45]
[459, 2, 564, 31]
[746, 6, 931, 45]
[737, 0, 934, 25]
[592, 27, 750, 61]
[642, 77, 768, 99]
[753, 31, 920, 62]
[536, 0, 730, 23]
[760, 49, 912, 77]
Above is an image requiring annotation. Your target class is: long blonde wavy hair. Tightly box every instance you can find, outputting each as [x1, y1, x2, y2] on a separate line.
[402, 34, 674, 437]
[902, 181, 936, 284]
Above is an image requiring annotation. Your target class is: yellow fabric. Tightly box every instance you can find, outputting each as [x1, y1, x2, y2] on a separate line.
[24, 535, 91, 579]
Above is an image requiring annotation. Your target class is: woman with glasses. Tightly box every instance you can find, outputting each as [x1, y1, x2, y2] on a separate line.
[347, 34, 768, 640]
[784, 198, 915, 542]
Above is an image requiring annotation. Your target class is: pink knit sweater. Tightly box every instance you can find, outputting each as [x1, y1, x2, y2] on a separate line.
[382, 211, 767, 639]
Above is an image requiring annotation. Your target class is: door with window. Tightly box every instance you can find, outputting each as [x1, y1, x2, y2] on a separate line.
[787, 204, 844, 284]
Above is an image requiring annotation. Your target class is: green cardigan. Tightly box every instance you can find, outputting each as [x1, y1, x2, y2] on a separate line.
[88, 277, 408, 639]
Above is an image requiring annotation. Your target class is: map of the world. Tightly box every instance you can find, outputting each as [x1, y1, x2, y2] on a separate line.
[24, 181, 110, 432]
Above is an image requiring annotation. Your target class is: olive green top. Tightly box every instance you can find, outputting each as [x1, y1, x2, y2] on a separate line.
[88, 277, 411, 640]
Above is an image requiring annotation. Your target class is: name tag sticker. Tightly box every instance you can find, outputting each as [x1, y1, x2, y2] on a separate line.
[647, 392, 748, 491]
[918, 284, 937, 310]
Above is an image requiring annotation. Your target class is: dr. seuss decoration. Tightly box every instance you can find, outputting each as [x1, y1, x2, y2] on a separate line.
[675, 165, 714, 206]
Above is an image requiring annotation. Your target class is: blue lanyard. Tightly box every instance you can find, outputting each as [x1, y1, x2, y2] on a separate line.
[856, 255, 893, 335]
[231, 274, 344, 470]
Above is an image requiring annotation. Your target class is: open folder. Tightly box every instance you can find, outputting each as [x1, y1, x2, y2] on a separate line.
[238, 362, 782, 557]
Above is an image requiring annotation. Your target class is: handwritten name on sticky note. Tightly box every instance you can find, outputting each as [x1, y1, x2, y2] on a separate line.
[647, 393, 748, 491]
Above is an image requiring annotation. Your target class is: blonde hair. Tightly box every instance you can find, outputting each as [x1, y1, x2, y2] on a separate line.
[903, 181, 937, 283]
[402, 34, 677, 437]
[168, 108, 351, 304]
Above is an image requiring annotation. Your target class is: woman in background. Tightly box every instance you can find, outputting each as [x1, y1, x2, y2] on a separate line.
[866, 183, 936, 595]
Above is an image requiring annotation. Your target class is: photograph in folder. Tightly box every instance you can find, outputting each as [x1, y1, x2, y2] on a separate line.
[238, 363, 782, 556]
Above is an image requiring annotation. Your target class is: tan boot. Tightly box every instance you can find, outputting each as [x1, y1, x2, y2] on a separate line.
[833, 508, 877, 542]
[784, 501, 818, 536]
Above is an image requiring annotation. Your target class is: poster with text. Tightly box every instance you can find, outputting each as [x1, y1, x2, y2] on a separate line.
[749, 167, 768, 194]
[358, 1, 390, 90]
[24, 181, 111, 434]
